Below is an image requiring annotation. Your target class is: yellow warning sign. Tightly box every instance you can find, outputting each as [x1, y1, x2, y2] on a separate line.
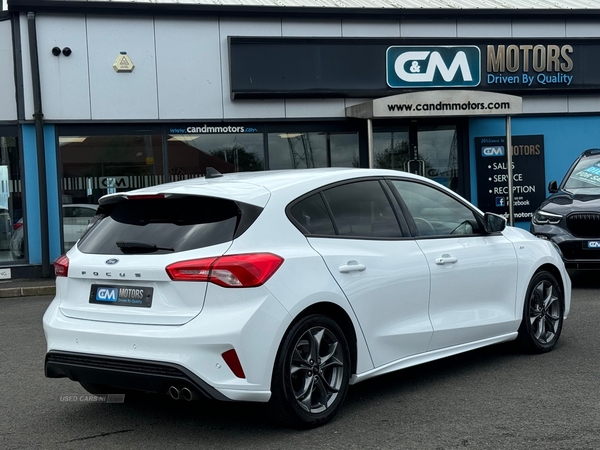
[113, 52, 135, 73]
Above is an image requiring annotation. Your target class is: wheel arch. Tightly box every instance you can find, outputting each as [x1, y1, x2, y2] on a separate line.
[534, 263, 566, 299]
[286, 302, 359, 376]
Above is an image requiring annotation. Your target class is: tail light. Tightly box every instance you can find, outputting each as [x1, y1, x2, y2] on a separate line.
[166, 253, 284, 287]
[54, 254, 69, 277]
[13, 221, 23, 231]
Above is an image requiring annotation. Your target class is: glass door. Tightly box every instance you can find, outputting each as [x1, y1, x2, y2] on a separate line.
[415, 125, 458, 191]
[372, 126, 409, 171]
[374, 122, 461, 193]
[0, 133, 23, 262]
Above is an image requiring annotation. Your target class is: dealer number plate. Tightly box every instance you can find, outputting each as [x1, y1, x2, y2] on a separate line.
[586, 241, 600, 249]
[89, 284, 153, 308]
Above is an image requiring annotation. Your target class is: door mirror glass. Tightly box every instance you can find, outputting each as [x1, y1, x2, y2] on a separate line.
[483, 213, 506, 233]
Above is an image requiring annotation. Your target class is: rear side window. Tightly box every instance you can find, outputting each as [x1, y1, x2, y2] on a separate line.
[289, 194, 336, 236]
[77, 196, 243, 254]
[323, 181, 402, 238]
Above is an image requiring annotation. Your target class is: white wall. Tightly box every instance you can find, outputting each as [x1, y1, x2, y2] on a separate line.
[0, 20, 17, 121]
[18, 13, 600, 121]
[35, 15, 90, 119]
[155, 17, 222, 119]
[87, 16, 159, 119]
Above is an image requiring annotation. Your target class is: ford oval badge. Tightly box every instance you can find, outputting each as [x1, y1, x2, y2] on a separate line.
[105, 258, 119, 265]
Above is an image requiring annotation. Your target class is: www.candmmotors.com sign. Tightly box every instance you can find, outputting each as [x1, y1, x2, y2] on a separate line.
[346, 90, 522, 119]
[387, 46, 481, 88]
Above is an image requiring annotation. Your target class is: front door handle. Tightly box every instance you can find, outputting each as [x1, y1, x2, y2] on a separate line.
[435, 254, 458, 265]
[339, 261, 366, 273]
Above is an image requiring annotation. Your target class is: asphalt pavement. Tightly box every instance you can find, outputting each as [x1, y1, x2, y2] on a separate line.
[1, 275, 600, 449]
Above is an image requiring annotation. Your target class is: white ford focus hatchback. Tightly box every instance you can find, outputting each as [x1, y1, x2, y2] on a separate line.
[44, 168, 571, 427]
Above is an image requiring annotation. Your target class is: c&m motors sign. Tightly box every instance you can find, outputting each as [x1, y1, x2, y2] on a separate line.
[387, 46, 481, 88]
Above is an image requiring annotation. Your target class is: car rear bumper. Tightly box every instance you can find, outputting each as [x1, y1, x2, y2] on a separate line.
[45, 350, 229, 401]
[42, 289, 291, 402]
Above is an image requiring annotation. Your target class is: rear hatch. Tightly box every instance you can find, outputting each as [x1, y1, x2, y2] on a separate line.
[57, 191, 265, 325]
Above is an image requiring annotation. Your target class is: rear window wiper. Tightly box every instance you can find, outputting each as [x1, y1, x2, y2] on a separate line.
[116, 241, 175, 254]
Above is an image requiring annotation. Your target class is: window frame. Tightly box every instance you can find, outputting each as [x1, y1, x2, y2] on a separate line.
[286, 177, 412, 240]
[384, 177, 486, 239]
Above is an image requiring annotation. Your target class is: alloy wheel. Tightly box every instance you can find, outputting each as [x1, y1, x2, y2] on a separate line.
[528, 279, 561, 344]
[289, 326, 345, 414]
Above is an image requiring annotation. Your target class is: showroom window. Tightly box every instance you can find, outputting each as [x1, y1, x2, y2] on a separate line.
[167, 131, 264, 179]
[268, 131, 359, 170]
[0, 133, 22, 262]
[57, 123, 361, 253]
[59, 133, 163, 253]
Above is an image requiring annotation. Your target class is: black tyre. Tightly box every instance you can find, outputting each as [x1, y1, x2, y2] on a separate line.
[517, 271, 564, 353]
[267, 314, 351, 428]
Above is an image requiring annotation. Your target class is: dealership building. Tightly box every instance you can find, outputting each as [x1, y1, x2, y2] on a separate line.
[1, 0, 600, 277]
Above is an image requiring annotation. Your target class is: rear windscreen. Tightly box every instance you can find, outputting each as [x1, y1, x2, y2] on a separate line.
[77, 196, 243, 254]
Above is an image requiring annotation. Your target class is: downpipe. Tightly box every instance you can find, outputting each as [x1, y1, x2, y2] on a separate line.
[26, 11, 51, 277]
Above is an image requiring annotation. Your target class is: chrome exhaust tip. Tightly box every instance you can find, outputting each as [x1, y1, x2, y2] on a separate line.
[181, 387, 196, 401]
[168, 386, 181, 400]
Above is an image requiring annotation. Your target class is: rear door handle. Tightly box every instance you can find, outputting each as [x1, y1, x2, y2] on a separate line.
[435, 254, 458, 265]
[339, 261, 366, 273]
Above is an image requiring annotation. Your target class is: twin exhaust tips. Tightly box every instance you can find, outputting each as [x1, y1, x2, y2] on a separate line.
[168, 386, 196, 401]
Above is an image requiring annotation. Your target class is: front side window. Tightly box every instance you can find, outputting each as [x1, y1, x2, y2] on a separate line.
[390, 180, 481, 237]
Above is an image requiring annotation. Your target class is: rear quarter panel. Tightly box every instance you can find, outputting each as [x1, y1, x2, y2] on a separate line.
[225, 199, 375, 378]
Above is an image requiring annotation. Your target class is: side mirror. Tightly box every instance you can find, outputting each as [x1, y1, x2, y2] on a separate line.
[548, 180, 558, 193]
[483, 213, 506, 233]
